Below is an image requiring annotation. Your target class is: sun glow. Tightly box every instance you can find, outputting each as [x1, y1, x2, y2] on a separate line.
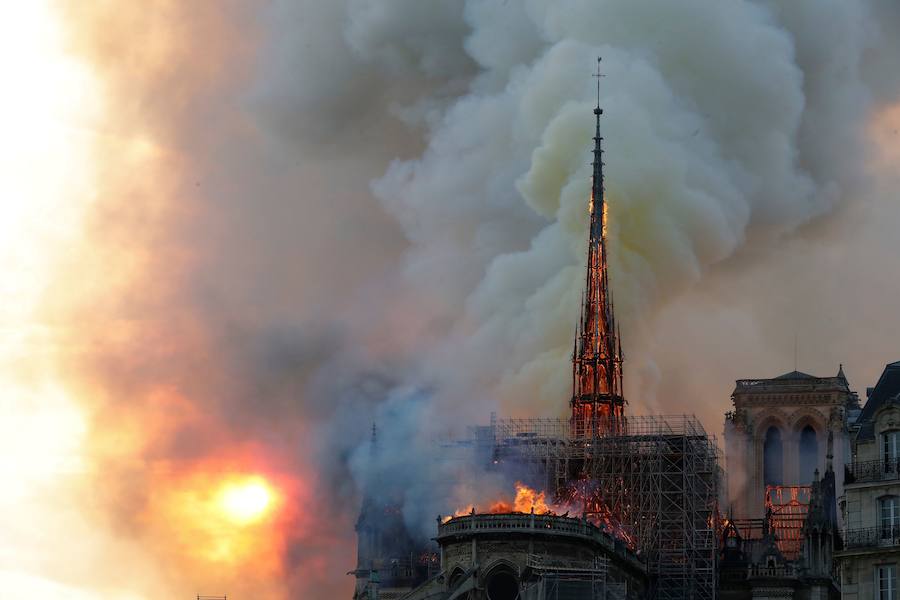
[219, 477, 275, 524]
[0, 0, 109, 597]
[145, 464, 290, 573]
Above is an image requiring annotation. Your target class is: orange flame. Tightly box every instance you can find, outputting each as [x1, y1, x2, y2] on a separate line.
[512, 482, 550, 513]
[444, 482, 638, 548]
[444, 482, 559, 522]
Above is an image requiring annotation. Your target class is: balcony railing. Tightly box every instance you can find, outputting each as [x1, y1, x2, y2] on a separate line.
[843, 526, 900, 549]
[748, 564, 797, 579]
[844, 458, 900, 484]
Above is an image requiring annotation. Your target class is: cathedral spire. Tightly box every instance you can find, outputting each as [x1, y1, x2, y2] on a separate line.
[571, 58, 625, 438]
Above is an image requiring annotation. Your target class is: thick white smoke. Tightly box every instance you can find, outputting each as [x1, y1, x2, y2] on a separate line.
[324, 0, 894, 420]
[292, 0, 900, 534]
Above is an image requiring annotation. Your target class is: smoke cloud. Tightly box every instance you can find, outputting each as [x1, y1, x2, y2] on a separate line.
[9, 0, 899, 598]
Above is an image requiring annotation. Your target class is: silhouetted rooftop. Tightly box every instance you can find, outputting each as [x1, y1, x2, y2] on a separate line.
[774, 370, 817, 380]
[856, 362, 900, 440]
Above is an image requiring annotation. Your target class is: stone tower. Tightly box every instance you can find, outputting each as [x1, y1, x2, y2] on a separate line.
[724, 367, 859, 521]
[350, 424, 427, 599]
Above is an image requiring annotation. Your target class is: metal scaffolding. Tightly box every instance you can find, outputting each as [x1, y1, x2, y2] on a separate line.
[521, 554, 625, 600]
[485, 414, 721, 600]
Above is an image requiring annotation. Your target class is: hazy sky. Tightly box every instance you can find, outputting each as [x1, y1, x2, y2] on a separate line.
[2, 1, 899, 598]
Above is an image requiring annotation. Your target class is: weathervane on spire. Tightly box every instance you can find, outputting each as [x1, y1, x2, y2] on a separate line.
[571, 56, 625, 439]
[593, 56, 604, 111]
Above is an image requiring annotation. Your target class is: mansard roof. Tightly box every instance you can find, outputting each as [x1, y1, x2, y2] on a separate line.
[856, 361, 900, 440]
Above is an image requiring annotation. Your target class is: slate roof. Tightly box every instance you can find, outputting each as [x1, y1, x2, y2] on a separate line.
[854, 361, 900, 440]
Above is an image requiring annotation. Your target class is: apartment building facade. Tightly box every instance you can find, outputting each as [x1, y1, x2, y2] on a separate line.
[839, 362, 900, 600]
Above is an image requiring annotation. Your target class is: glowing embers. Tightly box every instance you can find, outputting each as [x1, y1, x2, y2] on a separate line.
[570, 402, 622, 438]
[557, 478, 635, 548]
[765, 485, 812, 559]
[602, 200, 608, 238]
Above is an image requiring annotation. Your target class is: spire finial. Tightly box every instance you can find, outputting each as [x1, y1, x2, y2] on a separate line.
[593, 57, 604, 113]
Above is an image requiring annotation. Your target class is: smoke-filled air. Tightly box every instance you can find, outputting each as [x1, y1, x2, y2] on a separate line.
[3, 0, 899, 597]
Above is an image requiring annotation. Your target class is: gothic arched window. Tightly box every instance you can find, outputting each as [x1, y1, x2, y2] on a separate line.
[763, 426, 784, 486]
[798, 425, 818, 484]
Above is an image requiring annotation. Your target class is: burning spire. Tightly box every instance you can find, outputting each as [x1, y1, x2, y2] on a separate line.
[571, 58, 625, 438]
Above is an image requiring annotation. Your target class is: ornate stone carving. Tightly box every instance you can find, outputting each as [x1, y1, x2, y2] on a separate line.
[827, 406, 844, 431]
[752, 408, 792, 440]
[731, 408, 750, 434]
[789, 407, 827, 432]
